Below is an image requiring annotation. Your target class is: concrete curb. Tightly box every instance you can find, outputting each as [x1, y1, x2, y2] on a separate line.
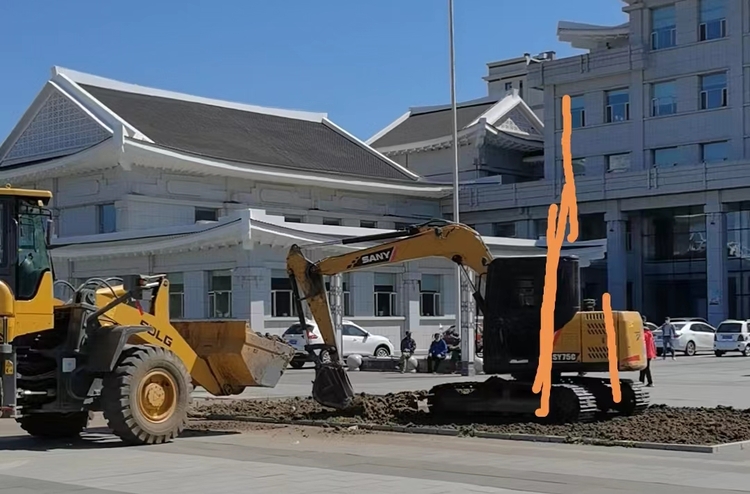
[190, 414, 750, 454]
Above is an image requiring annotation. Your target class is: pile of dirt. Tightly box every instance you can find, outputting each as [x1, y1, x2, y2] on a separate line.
[190, 394, 750, 446]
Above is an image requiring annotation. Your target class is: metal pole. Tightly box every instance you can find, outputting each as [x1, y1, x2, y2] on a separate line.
[448, 0, 473, 376]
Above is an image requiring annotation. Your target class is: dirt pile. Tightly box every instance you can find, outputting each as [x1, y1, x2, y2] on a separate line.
[190, 394, 750, 446]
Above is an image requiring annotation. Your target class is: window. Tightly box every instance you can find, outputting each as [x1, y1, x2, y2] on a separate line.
[653, 147, 681, 167]
[519, 80, 524, 99]
[271, 271, 297, 317]
[195, 207, 218, 222]
[700, 73, 727, 110]
[492, 222, 516, 238]
[323, 218, 341, 226]
[420, 274, 442, 316]
[572, 158, 586, 176]
[607, 153, 631, 173]
[570, 95, 585, 128]
[342, 324, 368, 337]
[284, 215, 303, 223]
[605, 89, 629, 123]
[325, 273, 352, 316]
[702, 141, 729, 163]
[394, 222, 411, 231]
[505, 81, 513, 91]
[168, 273, 184, 319]
[98, 203, 116, 234]
[208, 270, 232, 318]
[16, 202, 52, 300]
[651, 5, 676, 50]
[699, 0, 726, 41]
[651, 81, 677, 116]
[360, 220, 377, 228]
[374, 273, 397, 317]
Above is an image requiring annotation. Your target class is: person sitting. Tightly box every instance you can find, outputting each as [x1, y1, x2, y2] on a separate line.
[443, 327, 461, 373]
[427, 333, 448, 373]
[399, 331, 417, 373]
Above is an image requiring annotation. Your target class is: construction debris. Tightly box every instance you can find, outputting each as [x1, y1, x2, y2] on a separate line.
[190, 392, 750, 446]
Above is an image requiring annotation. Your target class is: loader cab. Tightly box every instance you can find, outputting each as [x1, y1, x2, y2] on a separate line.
[0, 188, 54, 306]
[481, 255, 580, 375]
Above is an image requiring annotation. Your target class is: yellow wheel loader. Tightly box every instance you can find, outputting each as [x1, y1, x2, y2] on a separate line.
[0, 187, 295, 444]
[287, 220, 650, 422]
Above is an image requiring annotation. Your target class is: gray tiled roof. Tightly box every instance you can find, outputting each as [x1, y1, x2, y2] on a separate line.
[80, 85, 416, 182]
[370, 101, 497, 149]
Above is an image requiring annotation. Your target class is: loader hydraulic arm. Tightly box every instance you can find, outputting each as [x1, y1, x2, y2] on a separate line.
[286, 220, 494, 410]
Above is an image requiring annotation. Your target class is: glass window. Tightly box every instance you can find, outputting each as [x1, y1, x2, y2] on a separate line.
[651, 5, 676, 50]
[360, 220, 377, 228]
[98, 203, 116, 234]
[168, 273, 184, 319]
[700, 73, 727, 110]
[605, 89, 630, 123]
[284, 215, 303, 223]
[271, 271, 296, 318]
[492, 222, 516, 238]
[572, 158, 586, 176]
[195, 208, 218, 222]
[323, 218, 341, 226]
[651, 81, 677, 116]
[374, 273, 396, 317]
[653, 147, 682, 167]
[702, 141, 729, 163]
[570, 95, 585, 128]
[208, 270, 232, 318]
[394, 222, 411, 231]
[419, 274, 442, 317]
[607, 153, 631, 173]
[699, 0, 727, 41]
[16, 202, 53, 300]
[504, 82, 513, 91]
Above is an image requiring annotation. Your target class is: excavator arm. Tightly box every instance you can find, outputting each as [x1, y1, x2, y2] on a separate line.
[286, 220, 495, 409]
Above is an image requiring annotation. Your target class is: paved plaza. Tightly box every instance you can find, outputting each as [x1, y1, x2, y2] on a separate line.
[1, 353, 750, 493]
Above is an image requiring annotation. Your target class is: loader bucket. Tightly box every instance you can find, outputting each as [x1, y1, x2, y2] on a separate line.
[312, 362, 355, 410]
[172, 320, 295, 396]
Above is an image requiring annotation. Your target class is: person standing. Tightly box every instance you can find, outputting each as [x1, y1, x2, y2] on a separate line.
[661, 317, 676, 360]
[399, 331, 417, 373]
[640, 323, 656, 387]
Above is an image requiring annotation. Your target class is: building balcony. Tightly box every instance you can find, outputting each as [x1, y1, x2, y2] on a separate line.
[445, 160, 750, 213]
[527, 45, 646, 88]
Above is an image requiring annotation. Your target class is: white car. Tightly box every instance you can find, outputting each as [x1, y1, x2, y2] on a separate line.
[282, 319, 395, 368]
[714, 320, 750, 356]
[653, 318, 716, 356]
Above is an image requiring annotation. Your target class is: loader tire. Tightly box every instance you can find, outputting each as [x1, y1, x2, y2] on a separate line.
[17, 411, 90, 439]
[101, 345, 193, 445]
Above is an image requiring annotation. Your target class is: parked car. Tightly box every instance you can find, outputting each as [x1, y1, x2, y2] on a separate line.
[714, 320, 750, 356]
[653, 318, 716, 356]
[282, 319, 395, 368]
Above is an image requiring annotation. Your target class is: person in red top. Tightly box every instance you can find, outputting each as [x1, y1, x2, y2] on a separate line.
[640, 316, 656, 387]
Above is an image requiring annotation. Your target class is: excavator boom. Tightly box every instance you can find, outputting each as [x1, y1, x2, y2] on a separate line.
[286, 220, 494, 409]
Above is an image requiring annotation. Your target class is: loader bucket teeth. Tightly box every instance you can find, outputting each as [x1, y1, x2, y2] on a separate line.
[312, 363, 355, 410]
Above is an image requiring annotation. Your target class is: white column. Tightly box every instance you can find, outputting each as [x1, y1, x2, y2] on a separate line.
[402, 271, 422, 343]
[460, 268, 476, 376]
[706, 200, 727, 327]
[231, 267, 252, 321]
[330, 273, 344, 361]
[183, 271, 206, 319]
[606, 210, 628, 310]
[248, 267, 270, 334]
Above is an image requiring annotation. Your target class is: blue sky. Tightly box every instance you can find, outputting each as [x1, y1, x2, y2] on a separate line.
[0, 0, 626, 143]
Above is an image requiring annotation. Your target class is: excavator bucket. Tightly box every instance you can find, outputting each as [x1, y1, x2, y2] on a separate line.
[171, 320, 295, 395]
[312, 362, 355, 410]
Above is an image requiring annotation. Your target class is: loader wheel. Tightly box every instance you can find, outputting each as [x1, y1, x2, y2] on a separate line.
[101, 345, 193, 445]
[17, 411, 90, 439]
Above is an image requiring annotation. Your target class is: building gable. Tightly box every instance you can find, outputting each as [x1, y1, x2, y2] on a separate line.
[496, 107, 542, 137]
[1, 88, 110, 167]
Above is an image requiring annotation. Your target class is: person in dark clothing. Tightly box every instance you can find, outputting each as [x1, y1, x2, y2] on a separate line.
[443, 326, 461, 373]
[661, 317, 676, 360]
[399, 331, 417, 373]
[427, 333, 448, 373]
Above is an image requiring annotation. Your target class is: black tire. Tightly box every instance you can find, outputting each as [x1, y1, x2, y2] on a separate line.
[290, 360, 305, 369]
[685, 341, 696, 356]
[715, 350, 724, 357]
[16, 411, 90, 439]
[374, 346, 391, 358]
[743, 347, 750, 357]
[101, 345, 192, 446]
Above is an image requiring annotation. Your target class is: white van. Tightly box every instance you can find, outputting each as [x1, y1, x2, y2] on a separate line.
[714, 320, 750, 356]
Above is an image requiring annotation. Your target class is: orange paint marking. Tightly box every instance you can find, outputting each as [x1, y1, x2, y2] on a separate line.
[533, 95, 620, 417]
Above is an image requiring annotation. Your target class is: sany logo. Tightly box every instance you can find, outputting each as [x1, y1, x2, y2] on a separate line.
[354, 247, 395, 267]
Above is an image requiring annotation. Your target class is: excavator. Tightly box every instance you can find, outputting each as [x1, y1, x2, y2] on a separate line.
[0, 186, 295, 444]
[287, 220, 650, 423]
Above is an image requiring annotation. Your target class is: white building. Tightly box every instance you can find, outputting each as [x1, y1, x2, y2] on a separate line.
[0, 66, 605, 350]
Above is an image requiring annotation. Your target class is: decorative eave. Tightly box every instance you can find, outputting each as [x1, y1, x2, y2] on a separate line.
[50, 209, 608, 267]
[557, 21, 630, 50]
[377, 124, 483, 157]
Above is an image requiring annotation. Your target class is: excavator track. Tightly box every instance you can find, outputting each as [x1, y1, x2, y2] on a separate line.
[426, 377, 597, 424]
[562, 376, 650, 416]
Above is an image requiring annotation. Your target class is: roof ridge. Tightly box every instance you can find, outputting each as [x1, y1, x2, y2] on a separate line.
[409, 96, 498, 115]
[53, 66, 327, 123]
